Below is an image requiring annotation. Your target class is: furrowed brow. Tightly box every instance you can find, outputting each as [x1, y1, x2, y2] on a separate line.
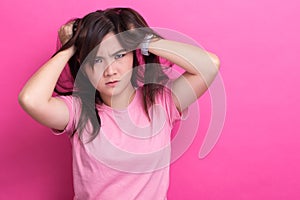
[110, 49, 127, 57]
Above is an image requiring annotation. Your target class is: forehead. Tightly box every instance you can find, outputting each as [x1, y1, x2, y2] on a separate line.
[96, 32, 123, 56]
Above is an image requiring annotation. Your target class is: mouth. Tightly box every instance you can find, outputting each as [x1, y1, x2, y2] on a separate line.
[105, 80, 120, 87]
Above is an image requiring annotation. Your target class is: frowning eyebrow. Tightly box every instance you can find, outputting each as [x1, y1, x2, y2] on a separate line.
[95, 49, 128, 59]
[110, 49, 127, 57]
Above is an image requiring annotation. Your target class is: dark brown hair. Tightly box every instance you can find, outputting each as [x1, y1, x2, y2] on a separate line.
[54, 8, 171, 142]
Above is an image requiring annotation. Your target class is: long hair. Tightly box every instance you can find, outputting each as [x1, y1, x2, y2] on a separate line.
[54, 8, 171, 142]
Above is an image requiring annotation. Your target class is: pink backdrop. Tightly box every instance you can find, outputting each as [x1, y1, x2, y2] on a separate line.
[1, 0, 300, 199]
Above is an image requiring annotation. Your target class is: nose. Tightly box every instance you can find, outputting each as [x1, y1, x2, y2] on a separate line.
[103, 61, 117, 77]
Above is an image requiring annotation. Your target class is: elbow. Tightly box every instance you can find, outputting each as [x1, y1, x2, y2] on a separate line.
[214, 56, 221, 70]
[208, 52, 221, 70]
[18, 90, 38, 112]
[18, 91, 31, 111]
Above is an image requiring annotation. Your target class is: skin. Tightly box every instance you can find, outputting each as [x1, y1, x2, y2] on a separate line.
[18, 21, 220, 131]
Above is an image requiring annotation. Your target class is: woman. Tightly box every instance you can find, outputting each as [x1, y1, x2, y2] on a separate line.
[19, 7, 220, 200]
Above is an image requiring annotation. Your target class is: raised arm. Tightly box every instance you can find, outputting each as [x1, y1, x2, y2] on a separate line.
[148, 39, 220, 112]
[18, 23, 75, 130]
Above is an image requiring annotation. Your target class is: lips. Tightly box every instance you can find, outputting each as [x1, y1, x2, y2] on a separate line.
[105, 80, 120, 87]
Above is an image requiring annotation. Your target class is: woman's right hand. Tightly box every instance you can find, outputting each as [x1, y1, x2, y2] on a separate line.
[58, 21, 75, 45]
[57, 20, 77, 56]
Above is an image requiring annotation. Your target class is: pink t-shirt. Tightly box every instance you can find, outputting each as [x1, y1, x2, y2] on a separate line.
[53, 87, 181, 200]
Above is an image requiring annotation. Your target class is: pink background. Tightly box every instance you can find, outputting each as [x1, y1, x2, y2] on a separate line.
[1, 0, 300, 199]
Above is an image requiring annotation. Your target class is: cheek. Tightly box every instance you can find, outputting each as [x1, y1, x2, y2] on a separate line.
[121, 53, 134, 72]
[84, 66, 105, 88]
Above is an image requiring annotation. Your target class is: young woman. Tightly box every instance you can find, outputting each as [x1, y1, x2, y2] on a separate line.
[19, 8, 220, 200]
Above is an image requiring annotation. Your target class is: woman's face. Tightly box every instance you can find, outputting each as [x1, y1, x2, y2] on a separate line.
[84, 32, 134, 104]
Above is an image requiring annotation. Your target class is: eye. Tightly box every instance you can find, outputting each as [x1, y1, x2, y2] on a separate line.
[115, 53, 126, 60]
[94, 57, 103, 64]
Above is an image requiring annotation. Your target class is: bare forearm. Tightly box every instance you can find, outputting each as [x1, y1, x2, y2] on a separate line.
[19, 48, 74, 108]
[148, 39, 220, 83]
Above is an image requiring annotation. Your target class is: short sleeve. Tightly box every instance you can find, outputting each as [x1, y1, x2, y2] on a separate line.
[51, 95, 79, 135]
